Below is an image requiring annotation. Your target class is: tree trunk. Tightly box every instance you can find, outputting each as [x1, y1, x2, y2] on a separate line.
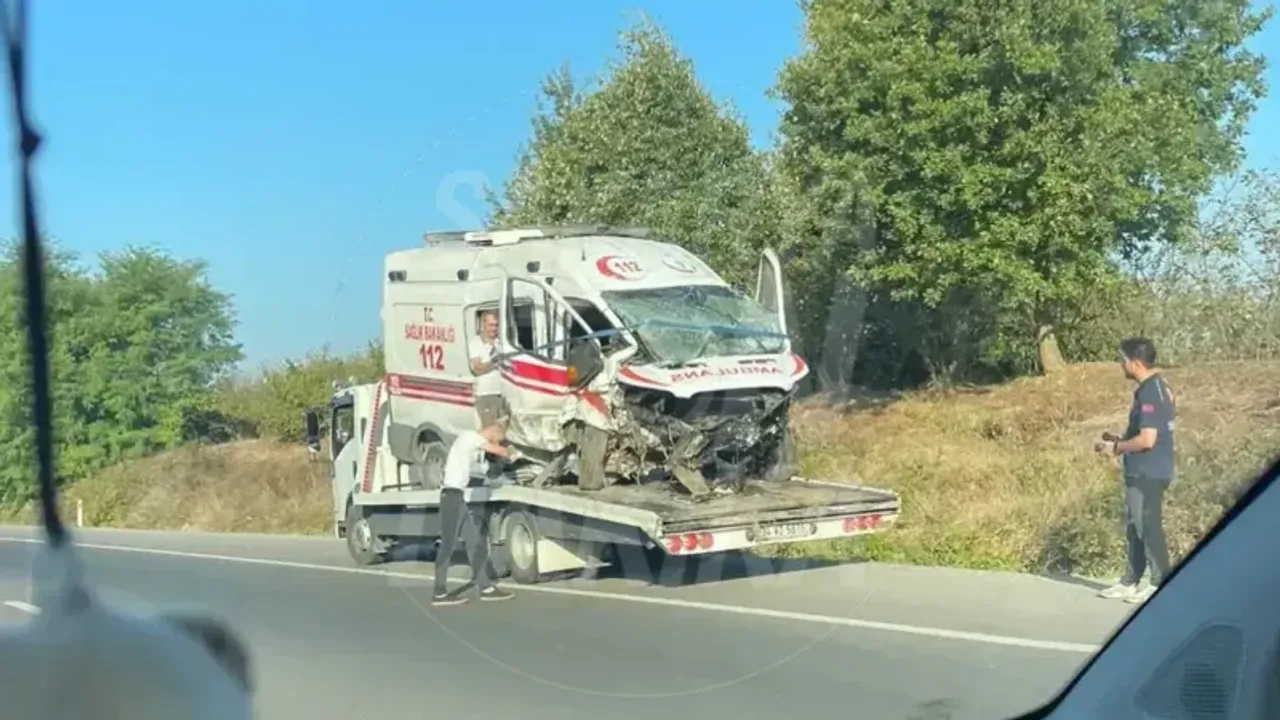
[818, 271, 867, 400]
[1037, 324, 1067, 375]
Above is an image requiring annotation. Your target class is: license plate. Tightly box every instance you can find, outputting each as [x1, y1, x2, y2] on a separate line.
[750, 522, 817, 542]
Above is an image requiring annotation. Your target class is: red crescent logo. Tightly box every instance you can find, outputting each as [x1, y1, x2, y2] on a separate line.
[596, 255, 623, 279]
[595, 255, 644, 280]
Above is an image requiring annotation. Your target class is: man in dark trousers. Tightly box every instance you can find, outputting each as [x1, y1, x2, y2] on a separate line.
[432, 420, 520, 606]
[1095, 337, 1177, 605]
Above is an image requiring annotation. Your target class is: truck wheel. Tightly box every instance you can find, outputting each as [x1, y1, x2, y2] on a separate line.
[577, 425, 609, 491]
[486, 510, 510, 579]
[345, 504, 388, 567]
[501, 509, 542, 584]
[415, 436, 449, 489]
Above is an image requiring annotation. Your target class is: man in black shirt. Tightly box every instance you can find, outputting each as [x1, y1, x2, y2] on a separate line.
[1094, 337, 1177, 605]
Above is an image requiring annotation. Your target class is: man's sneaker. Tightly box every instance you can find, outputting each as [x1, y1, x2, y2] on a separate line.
[1097, 582, 1139, 600]
[432, 589, 469, 607]
[479, 586, 514, 602]
[1126, 584, 1158, 605]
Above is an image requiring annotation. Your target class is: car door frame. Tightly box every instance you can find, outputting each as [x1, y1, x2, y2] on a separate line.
[497, 272, 604, 451]
[754, 247, 791, 352]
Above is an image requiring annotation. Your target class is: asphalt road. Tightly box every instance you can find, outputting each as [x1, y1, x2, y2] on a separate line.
[0, 526, 1135, 720]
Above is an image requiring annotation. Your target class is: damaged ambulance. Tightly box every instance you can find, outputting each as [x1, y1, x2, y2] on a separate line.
[380, 225, 812, 497]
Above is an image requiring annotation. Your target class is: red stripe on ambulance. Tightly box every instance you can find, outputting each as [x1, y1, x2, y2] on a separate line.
[509, 359, 569, 386]
[389, 373, 475, 397]
[501, 372, 569, 397]
[619, 366, 667, 387]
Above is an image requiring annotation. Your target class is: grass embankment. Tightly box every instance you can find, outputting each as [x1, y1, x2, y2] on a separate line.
[781, 361, 1280, 576]
[9, 361, 1278, 577]
[12, 441, 333, 535]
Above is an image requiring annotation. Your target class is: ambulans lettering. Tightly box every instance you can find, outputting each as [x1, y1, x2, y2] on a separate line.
[403, 323, 456, 343]
[669, 365, 783, 383]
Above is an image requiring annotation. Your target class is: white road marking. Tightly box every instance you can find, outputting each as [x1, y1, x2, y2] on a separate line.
[4, 600, 39, 614]
[0, 536, 1101, 654]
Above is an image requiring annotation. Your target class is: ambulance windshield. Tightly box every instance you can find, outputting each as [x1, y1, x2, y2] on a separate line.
[602, 285, 787, 365]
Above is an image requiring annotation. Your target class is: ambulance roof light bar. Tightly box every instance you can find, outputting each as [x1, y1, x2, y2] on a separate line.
[422, 225, 654, 248]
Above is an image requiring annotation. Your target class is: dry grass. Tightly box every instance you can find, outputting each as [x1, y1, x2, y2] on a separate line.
[7, 440, 333, 535]
[779, 361, 1280, 576]
[5, 361, 1277, 578]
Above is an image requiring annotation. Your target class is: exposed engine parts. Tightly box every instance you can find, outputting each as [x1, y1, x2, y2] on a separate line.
[553, 385, 799, 497]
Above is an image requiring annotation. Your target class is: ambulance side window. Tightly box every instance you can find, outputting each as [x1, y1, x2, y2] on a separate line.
[567, 299, 625, 354]
[467, 306, 499, 375]
[509, 303, 536, 352]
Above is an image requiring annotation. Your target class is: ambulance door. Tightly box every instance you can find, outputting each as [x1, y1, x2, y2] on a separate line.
[754, 247, 792, 352]
[497, 275, 602, 451]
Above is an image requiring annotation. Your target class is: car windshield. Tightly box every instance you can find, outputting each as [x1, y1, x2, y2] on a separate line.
[602, 284, 787, 365]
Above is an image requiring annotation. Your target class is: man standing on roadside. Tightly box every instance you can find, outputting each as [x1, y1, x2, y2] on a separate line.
[470, 309, 506, 428]
[1095, 337, 1177, 605]
[433, 420, 520, 606]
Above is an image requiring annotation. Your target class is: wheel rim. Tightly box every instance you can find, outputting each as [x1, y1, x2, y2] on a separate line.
[352, 517, 374, 553]
[425, 451, 446, 485]
[509, 522, 535, 571]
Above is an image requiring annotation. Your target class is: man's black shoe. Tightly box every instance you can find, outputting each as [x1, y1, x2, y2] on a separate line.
[479, 586, 514, 602]
[432, 589, 469, 606]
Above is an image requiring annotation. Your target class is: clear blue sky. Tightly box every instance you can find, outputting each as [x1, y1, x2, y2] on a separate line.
[0, 1, 1275, 370]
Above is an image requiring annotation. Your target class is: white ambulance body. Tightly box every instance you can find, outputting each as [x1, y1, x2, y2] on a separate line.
[379, 226, 805, 495]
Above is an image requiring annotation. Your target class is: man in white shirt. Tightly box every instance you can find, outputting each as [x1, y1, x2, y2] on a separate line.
[433, 420, 521, 606]
[470, 309, 507, 427]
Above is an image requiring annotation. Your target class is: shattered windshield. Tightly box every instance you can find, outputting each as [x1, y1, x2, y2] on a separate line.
[603, 284, 787, 365]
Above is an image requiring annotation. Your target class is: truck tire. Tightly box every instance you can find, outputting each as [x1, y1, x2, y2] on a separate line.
[415, 437, 449, 489]
[485, 509, 510, 579]
[345, 504, 388, 567]
[501, 509, 542, 584]
[577, 425, 609, 491]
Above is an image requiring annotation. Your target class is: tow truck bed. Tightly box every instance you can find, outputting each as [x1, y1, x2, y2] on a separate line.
[354, 475, 899, 567]
[550, 478, 899, 535]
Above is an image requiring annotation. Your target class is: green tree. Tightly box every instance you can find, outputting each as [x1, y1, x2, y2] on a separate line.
[76, 247, 242, 463]
[214, 341, 383, 442]
[0, 241, 98, 503]
[776, 0, 1271, 378]
[0, 243, 242, 505]
[489, 19, 779, 287]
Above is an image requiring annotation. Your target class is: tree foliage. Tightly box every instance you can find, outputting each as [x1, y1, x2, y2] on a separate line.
[488, 20, 779, 286]
[775, 0, 1272, 377]
[213, 343, 383, 442]
[0, 242, 241, 504]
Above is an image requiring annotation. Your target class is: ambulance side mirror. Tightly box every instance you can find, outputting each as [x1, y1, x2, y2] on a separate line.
[303, 410, 321, 453]
[566, 339, 604, 390]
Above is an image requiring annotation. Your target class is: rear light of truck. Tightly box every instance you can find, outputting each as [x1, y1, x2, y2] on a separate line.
[843, 514, 883, 533]
[664, 532, 715, 554]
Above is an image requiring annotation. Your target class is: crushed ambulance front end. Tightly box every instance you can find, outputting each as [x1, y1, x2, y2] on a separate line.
[605, 351, 809, 494]
[588, 278, 808, 494]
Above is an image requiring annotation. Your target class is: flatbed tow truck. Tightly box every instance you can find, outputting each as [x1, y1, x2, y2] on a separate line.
[310, 380, 901, 584]
[305, 226, 901, 583]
